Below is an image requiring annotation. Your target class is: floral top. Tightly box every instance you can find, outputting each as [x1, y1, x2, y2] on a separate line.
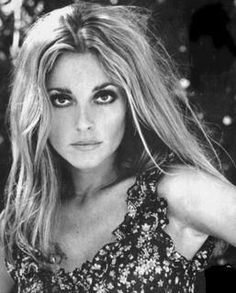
[5, 167, 216, 293]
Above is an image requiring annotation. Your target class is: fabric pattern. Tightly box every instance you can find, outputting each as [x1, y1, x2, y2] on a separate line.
[5, 167, 216, 292]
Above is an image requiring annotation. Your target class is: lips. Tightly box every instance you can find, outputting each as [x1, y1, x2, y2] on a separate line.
[70, 141, 102, 151]
[71, 141, 102, 146]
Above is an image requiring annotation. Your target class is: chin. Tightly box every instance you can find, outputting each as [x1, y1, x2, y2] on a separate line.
[70, 160, 101, 170]
[67, 155, 110, 171]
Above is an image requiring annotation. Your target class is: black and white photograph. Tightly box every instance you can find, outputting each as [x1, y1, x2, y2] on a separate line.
[0, 0, 235, 292]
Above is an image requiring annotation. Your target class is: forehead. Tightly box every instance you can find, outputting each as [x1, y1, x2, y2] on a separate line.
[46, 52, 110, 89]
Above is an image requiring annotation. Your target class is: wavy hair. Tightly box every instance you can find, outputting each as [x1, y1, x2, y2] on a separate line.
[0, 1, 225, 264]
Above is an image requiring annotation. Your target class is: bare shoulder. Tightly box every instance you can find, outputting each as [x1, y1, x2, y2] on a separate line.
[157, 165, 206, 214]
[157, 165, 207, 230]
[157, 164, 231, 206]
[157, 164, 236, 246]
[158, 164, 220, 195]
[157, 164, 195, 199]
[0, 243, 14, 292]
[156, 165, 212, 259]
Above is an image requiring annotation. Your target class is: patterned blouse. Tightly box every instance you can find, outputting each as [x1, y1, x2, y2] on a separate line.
[5, 167, 216, 293]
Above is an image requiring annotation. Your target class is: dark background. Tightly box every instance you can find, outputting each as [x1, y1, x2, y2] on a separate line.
[0, 0, 235, 292]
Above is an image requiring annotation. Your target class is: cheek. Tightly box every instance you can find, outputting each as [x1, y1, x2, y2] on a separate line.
[48, 113, 71, 147]
[102, 108, 126, 145]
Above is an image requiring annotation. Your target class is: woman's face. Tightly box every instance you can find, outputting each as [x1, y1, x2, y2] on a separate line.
[47, 52, 126, 171]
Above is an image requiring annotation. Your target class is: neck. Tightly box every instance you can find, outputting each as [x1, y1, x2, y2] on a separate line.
[70, 158, 119, 205]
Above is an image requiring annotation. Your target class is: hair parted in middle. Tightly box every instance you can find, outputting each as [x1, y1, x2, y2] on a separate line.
[1, 1, 223, 263]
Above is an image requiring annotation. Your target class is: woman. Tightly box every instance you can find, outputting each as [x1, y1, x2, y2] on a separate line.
[0, 2, 235, 292]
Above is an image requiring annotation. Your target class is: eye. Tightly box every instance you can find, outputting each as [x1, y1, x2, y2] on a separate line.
[49, 93, 72, 108]
[94, 90, 117, 105]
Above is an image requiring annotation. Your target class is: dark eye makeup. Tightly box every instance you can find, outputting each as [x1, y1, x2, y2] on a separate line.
[48, 88, 120, 108]
[93, 89, 118, 104]
[49, 93, 73, 108]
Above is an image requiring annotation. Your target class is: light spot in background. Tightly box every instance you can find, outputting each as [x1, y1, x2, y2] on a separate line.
[197, 112, 204, 120]
[0, 51, 6, 61]
[179, 78, 190, 89]
[179, 45, 187, 53]
[110, 0, 119, 4]
[156, 0, 166, 4]
[222, 115, 233, 126]
[0, 135, 4, 146]
[35, 1, 44, 13]
[217, 258, 227, 266]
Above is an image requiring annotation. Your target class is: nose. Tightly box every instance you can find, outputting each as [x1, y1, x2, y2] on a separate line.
[74, 105, 94, 131]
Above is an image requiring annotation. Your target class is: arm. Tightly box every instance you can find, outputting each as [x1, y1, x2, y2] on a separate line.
[158, 166, 236, 256]
[0, 245, 14, 293]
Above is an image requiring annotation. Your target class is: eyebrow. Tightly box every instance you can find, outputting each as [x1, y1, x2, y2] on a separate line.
[93, 82, 118, 91]
[47, 82, 118, 93]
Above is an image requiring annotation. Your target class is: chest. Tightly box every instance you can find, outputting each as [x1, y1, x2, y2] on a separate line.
[53, 180, 134, 272]
[56, 214, 121, 271]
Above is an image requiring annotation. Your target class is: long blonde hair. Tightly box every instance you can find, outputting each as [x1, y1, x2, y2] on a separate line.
[0, 1, 225, 264]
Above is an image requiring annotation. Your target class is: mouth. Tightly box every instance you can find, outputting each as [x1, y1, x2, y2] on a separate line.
[71, 141, 102, 150]
[71, 141, 102, 146]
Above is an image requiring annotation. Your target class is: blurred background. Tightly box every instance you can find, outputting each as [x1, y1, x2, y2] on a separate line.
[0, 0, 235, 291]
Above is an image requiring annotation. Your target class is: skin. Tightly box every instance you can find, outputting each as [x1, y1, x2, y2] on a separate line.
[47, 52, 127, 201]
[158, 166, 236, 259]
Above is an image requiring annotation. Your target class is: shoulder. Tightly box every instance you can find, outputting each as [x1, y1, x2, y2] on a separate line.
[157, 165, 207, 210]
[157, 164, 236, 245]
[157, 165, 222, 227]
[158, 164, 217, 190]
[157, 164, 229, 205]
[157, 165, 203, 228]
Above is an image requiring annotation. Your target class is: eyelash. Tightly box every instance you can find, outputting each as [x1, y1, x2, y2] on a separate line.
[49, 94, 72, 108]
[49, 90, 118, 108]
[94, 90, 117, 104]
